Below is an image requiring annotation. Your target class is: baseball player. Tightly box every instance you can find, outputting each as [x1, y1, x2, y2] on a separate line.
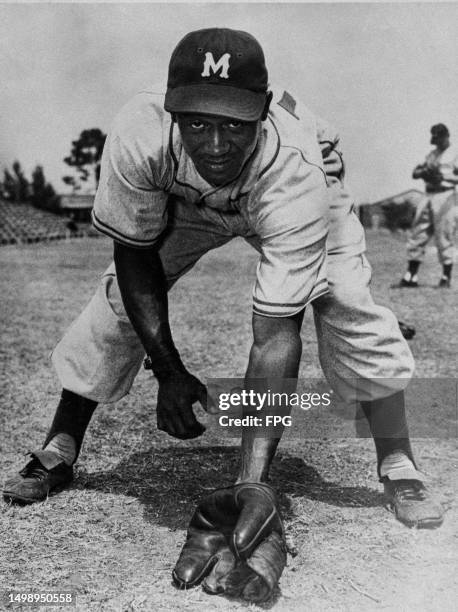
[3, 28, 444, 602]
[400, 123, 458, 288]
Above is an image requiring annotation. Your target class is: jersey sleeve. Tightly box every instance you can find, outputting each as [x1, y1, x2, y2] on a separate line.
[316, 116, 345, 186]
[250, 147, 329, 317]
[92, 93, 169, 248]
[442, 147, 458, 184]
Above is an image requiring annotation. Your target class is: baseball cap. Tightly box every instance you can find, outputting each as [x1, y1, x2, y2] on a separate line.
[431, 123, 449, 137]
[164, 28, 269, 121]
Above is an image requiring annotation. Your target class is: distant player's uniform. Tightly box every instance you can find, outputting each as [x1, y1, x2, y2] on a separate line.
[52, 87, 414, 404]
[407, 146, 458, 265]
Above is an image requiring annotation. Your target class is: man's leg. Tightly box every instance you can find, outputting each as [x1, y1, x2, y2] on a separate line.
[3, 390, 97, 503]
[3, 199, 236, 503]
[361, 392, 444, 528]
[400, 198, 433, 287]
[431, 190, 456, 287]
[313, 252, 444, 528]
[237, 311, 305, 483]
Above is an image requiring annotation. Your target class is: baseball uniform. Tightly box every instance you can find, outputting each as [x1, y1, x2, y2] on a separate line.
[407, 145, 458, 265]
[51, 86, 414, 404]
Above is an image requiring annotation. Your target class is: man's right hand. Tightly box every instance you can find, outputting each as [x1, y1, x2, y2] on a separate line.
[156, 370, 207, 439]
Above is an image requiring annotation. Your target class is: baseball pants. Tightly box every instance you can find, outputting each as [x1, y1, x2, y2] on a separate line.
[406, 189, 457, 265]
[52, 198, 414, 404]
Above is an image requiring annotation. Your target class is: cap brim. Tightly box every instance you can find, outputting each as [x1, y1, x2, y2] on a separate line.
[164, 84, 266, 121]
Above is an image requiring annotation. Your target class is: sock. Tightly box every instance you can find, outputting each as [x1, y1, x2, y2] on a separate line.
[442, 263, 452, 279]
[44, 433, 77, 466]
[408, 260, 420, 276]
[379, 450, 419, 481]
[360, 391, 417, 478]
[403, 272, 418, 283]
[42, 389, 98, 464]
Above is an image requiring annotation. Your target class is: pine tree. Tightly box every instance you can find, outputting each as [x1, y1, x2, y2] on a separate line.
[63, 128, 106, 192]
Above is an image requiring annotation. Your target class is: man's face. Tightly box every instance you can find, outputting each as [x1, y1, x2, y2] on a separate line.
[176, 114, 261, 186]
[430, 132, 449, 150]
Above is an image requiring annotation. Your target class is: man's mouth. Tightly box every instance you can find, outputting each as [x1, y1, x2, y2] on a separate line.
[202, 157, 233, 170]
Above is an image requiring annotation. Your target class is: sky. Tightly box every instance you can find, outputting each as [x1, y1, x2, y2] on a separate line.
[1, 1, 457, 203]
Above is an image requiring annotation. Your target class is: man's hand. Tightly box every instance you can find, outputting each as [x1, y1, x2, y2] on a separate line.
[421, 165, 443, 184]
[156, 371, 207, 439]
[173, 483, 287, 603]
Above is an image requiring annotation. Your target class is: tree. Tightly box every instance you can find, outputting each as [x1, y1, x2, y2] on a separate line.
[31, 165, 60, 212]
[1, 162, 30, 202]
[63, 128, 106, 193]
[2, 168, 17, 201]
[12, 161, 30, 201]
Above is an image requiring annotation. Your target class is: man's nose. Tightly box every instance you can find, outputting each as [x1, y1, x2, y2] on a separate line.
[206, 127, 230, 155]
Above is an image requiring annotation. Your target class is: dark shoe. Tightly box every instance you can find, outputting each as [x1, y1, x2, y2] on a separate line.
[398, 320, 416, 340]
[438, 276, 451, 288]
[3, 450, 73, 504]
[383, 478, 444, 529]
[399, 278, 418, 288]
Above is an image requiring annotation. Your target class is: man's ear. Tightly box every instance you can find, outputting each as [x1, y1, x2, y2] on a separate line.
[171, 112, 178, 123]
[261, 91, 273, 121]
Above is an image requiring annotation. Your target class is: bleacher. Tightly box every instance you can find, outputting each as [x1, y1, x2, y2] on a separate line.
[0, 200, 99, 246]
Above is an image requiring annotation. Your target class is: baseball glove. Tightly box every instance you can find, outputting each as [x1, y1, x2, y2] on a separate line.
[398, 320, 416, 340]
[172, 482, 287, 603]
[422, 165, 443, 185]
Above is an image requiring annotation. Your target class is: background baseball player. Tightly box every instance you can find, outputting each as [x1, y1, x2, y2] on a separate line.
[400, 123, 458, 288]
[3, 28, 444, 603]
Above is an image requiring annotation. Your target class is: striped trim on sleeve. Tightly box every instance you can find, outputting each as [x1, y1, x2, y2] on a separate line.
[92, 211, 160, 249]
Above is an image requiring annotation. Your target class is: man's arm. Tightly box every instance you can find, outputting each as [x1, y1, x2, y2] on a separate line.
[237, 310, 304, 483]
[113, 242, 179, 362]
[441, 157, 458, 185]
[113, 241, 207, 439]
[412, 163, 429, 180]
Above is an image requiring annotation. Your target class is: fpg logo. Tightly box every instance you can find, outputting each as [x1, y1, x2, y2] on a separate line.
[265, 415, 292, 426]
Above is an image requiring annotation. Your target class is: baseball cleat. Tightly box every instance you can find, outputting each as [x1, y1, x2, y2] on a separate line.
[398, 320, 416, 340]
[383, 478, 444, 529]
[3, 451, 73, 504]
[399, 278, 418, 288]
[438, 276, 451, 288]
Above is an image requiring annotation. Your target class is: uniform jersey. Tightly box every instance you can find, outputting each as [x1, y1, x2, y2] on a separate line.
[422, 145, 458, 192]
[54, 87, 414, 403]
[315, 117, 366, 256]
[93, 86, 331, 317]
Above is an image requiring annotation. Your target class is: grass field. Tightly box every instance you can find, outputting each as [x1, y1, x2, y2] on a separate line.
[1, 230, 457, 612]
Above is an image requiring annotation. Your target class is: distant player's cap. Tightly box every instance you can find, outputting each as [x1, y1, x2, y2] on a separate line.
[431, 123, 449, 137]
[164, 28, 269, 121]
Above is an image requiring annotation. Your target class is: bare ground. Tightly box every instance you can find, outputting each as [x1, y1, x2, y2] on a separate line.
[0, 230, 457, 612]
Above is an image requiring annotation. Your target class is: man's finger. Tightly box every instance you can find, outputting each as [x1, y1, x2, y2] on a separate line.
[241, 571, 272, 603]
[197, 383, 208, 412]
[157, 408, 177, 437]
[165, 404, 205, 440]
[173, 533, 227, 589]
[232, 484, 283, 559]
[177, 398, 200, 431]
[176, 398, 206, 438]
[202, 547, 236, 594]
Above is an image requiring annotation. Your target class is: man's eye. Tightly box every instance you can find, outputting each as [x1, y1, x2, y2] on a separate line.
[191, 121, 205, 130]
[228, 121, 242, 129]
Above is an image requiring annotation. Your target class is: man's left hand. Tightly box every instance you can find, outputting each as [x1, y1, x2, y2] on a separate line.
[173, 483, 287, 603]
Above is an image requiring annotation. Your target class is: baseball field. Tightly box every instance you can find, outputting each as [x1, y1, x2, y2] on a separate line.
[1, 229, 457, 611]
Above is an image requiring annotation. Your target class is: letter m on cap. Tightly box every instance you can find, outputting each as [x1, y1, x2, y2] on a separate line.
[201, 52, 231, 79]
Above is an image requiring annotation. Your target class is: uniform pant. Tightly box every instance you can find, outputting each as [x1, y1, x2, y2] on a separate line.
[52, 198, 414, 404]
[406, 189, 457, 265]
